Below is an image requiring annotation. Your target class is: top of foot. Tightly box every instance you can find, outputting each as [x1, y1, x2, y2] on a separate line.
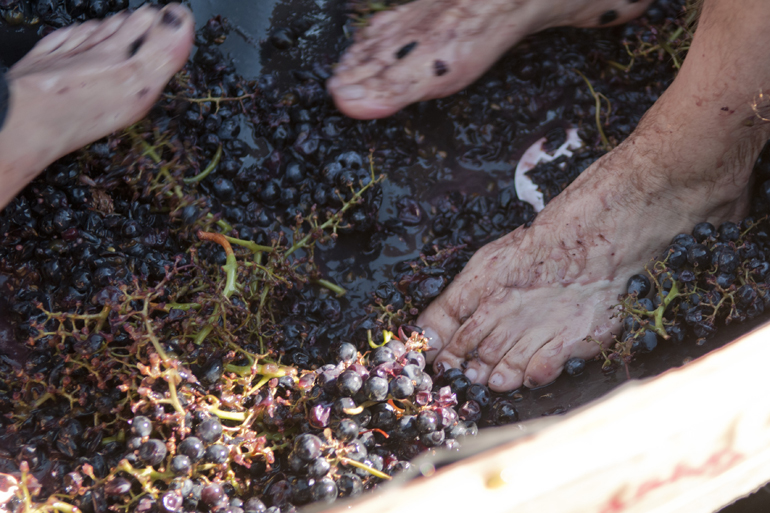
[0, 4, 194, 209]
[328, 0, 653, 119]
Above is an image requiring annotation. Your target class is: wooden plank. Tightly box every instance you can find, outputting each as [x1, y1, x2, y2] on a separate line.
[325, 319, 770, 513]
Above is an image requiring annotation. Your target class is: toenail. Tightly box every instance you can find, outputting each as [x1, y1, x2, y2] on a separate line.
[524, 377, 539, 388]
[599, 10, 618, 25]
[161, 9, 183, 28]
[423, 327, 443, 352]
[465, 368, 478, 382]
[334, 84, 366, 101]
[128, 35, 146, 58]
[395, 41, 418, 60]
[489, 373, 504, 387]
[434, 60, 449, 77]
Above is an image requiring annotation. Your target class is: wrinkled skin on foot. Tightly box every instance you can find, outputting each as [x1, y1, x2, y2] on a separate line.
[417, 115, 761, 391]
[414, 0, 770, 392]
[0, 4, 194, 209]
[328, 0, 653, 119]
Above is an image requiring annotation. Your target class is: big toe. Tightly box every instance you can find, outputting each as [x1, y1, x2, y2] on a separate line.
[327, 77, 405, 120]
[132, 4, 194, 72]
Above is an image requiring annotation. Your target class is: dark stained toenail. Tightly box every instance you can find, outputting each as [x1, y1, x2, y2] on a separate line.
[128, 35, 146, 58]
[395, 41, 418, 60]
[599, 10, 618, 24]
[161, 9, 182, 28]
[434, 60, 449, 76]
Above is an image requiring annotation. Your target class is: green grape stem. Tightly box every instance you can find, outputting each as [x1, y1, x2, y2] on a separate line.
[183, 145, 222, 184]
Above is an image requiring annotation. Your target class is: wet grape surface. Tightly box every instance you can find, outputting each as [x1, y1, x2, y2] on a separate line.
[1, 0, 770, 511]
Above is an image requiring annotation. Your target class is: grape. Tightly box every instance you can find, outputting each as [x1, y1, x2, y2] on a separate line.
[195, 418, 223, 444]
[687, 243, 711, 267]
[718, 222, 741, 242]
[336, 342, 357, 363]
[389, 375, 414, 399]
[126, 436, 143, 451]
[306, 457, 331, 478]
[666, 244, 687, 269]
[384, 339, 406, 358]
[564, 357, 586, 376]
[343, 440, 368, 462]
[415, 410, 440, 434]
[177, 437, 205, 462]
[244, 498, 267, 513]
[334, 419, 359, 442]
[139, 439, 167, 467]
[337, 473, 363, 497]
[160, 491, 183, 512]
[201, 484, 224, 506]
[205, 444, 229, 464]
[293, 434, 322, 462]
[672, 233, 696, 248]
[420, 430, 445, 447]
[403, 351, 426, 370]
[631, 329, 658, 353]
[311, 478, 337, 503]
[393, 415, 418, 440]
[371, 403, 397, 430]
[363, 376, 388, 401]
[170, 455, 192, 476]
[692, 222, 717, 242]
[337, 371, 363, 396]
[369, 347, 395, 366]
[490, 401, 519, 425]
[458, 400, 481, 422]
[131, 416, 153, 437]
[626, 274, 651, 298]
[466, 384, 491, 407]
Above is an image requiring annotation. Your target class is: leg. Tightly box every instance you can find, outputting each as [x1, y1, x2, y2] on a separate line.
[328, 0, 654, 119]
[0, 4, 194, 210]
[418, 0, 770, 391]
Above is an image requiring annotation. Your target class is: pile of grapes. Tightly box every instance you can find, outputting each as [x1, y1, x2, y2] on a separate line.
[3, 0, 767, 512]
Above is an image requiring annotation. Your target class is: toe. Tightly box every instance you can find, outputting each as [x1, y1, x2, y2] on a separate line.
[523, 330, 609, 388]
[52, 20, 103, 55]
[463, 321, 524, 384]
[22, 24, 79, 58]
[488, 329, 557, 392]
[102, 4, 162, 55]
[417, 276, 484, 365]
[132, 4, 194, 69]
[432, 305, 502, 372]
[71, 11, 130, 53]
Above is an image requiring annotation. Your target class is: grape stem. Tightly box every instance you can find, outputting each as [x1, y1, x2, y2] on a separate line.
[196, 230, 239, 298]
[574, 68, 613, 151]
[338, 457, 392, 480]
[183, 145, 222, 184]
[652, 281, 681, 338]
[312, 278, 346, 297]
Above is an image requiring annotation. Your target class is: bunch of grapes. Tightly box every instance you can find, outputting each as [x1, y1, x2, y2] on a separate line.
[605, 216, 770, 367]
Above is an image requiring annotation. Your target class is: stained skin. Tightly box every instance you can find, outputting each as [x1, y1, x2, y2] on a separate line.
[416, 0, 770, 391]
[0, 4, 195, 210]
[328, 0, 654, 119]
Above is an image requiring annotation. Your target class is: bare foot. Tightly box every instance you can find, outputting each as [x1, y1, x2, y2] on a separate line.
[415, 0, 770, 389]
[328, 0, 653, 119]
[0, 4, 194, 210]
